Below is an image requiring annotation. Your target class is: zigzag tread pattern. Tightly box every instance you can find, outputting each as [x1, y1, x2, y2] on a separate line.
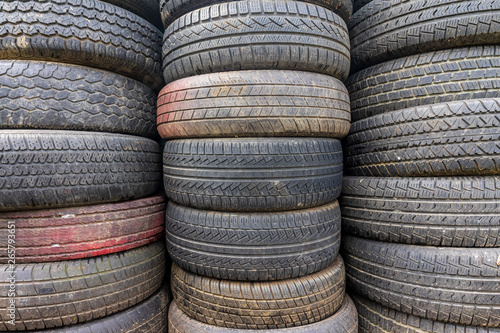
[103, 0, 162, 29]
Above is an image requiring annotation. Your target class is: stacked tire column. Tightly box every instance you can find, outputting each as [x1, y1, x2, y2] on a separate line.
[158, 0, 359, 331]
[342, 1, 500, 331]
[0, 1, 170, 331]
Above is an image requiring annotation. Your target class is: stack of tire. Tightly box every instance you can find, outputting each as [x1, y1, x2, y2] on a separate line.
[343, 1, 500, 332]
[0, 1, 170, 331]
[158, 0, 359, 331]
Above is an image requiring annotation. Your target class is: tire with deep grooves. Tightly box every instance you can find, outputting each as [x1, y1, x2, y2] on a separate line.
[157, 70, 351, 139]
[163, 138, 343, 212]
[102, 0, 163, 30]
[162, 0, 351, 83]
[166, 201, 341, 281]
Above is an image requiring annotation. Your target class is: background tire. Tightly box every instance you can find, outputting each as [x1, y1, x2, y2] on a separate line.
[102, 0, 163, 30]
[352, 0, 371, 13]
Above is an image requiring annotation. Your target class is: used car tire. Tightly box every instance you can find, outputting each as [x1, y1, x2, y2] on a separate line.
[103, 0, 163, 30]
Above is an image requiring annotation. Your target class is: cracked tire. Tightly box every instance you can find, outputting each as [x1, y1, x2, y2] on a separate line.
[102, 0, 163, 30]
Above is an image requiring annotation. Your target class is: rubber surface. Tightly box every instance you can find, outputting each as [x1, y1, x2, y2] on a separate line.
[166, 201, 341, 281]
[0, 242, 166, 331]
[347, 46, 500, 121]
[342, 176, 500, 247]
[344, 235, 500, 327]
[162, 0, 351, 83]
[0, 130, 161, 211]
[171, 257, 346, 329]
[102, 0, 163, 30]
[0, 0, 163, 90]
[163, 138, 343, 212]
[353, 0, 371, 12]
[0, 196, 165, 264]
[0, 60, 157, 138]
[349, 0, 500, 71]
[157, 70, 351, 139]
[169, 294, 358, 333]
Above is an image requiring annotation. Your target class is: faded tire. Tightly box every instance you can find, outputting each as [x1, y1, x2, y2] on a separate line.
[0, 0, 163, 90]
[162, 0, 350, 83]
[0, 196, 165, 263]
[0, 242, 166, 331]
[171, 257, 346, 329]
[163, 138, 343, 212]
[347, 46, 500, 121]
[0, 131, 161, 211]
[166, 201, 341, 281]
[344, 235, 500, 327]
[157, 70, 351, 139]
[346, 99, 500, 177]
[0, 60, 157, 138]
[102, 0, 163, 30]
[169, 294, 357, 333]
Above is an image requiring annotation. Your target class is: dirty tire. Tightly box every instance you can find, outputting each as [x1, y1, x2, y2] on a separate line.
[171, 257, 346, 329]
[347, 46, 500, 121]
[166, 201, 341, 281]
[0, 0, 163, 90]
[346, 99, 500, 177]
[163, 138, 343, 212]
[0, 242, 166, 331]
[344, 235, 500, 327]
[0, 60, 157, 138]
[0, 196, 165, 264]
[157, 70, 351, 139]
[349, 0, 500, 70]
[102, 0, 163, 30]
[341, 176, 500, 247]
[0, 131, 161, 211]
[162, 0, 351, 83]
[169, 294, 357, 333]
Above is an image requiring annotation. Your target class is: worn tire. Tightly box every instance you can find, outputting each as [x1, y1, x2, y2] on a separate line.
[171, 257, 346, 329]
[169, 294, 357, 333]
[166, 201, 341, 281]
[163, 138, 343, 212]
[353, 0, 371, 12]
[157, 70, 351, 139]
[0, 131, 161, 211]
[0, 60, 157, 137]
[102, 0, 163, 30]
[344, 235, 500, 327]
[0, 242, 166, 331]
[0, 0, 163, 90]
[350, 0, 500, 71]
[347, 46, 500, 121]
[162, 0, 350, 83]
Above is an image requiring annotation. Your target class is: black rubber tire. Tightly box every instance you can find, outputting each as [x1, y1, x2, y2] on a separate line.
[0, 60, 157, 138]
[162, 0, 351, 83]
[352, 0, 371, 13]
[0, 130, 161, 211]
[0, 0, 163, 90]
[0, 242, 166, 331]
[347, 46, 500, 122]
[163, 138, 343, 212]
[343, 235, 500, 327]
[169, 294, 358, 333]
[157, 70, 351, 139]
[102, 0, 163, 30]
[349, 0, 500, 71]
[171, 257, 346, 329]
[166, 201, 341, 281]
[342, 176, 500, 247]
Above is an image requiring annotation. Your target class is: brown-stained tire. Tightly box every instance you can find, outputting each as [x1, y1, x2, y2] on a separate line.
[0, 196, 165, 264]
[157, 70, 351, 139]
[171, 257, 346, 329]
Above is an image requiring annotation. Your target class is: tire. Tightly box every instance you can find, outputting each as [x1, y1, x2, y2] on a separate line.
[0, 196, 165, 264]
[349, 0, 500, 71]
[347, 46, 500, 121]
[163, 138, 343, 212]
[0, 0, 163, 90]
[353, 0, 371, 12]
[157, 70, 351, 139]
[171, 257, 346, 329]
[341, 176, 500, 247]
[0, 60, 157, 138]
[166, 201, 341, 281]
[162, 0, 350, 83]
[102, 0, 163, 30]
[169, 294, 358, 333]
[0, 242, 166, 331]
[0, 130, 161, 211]
[343, 235, 500, 327]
